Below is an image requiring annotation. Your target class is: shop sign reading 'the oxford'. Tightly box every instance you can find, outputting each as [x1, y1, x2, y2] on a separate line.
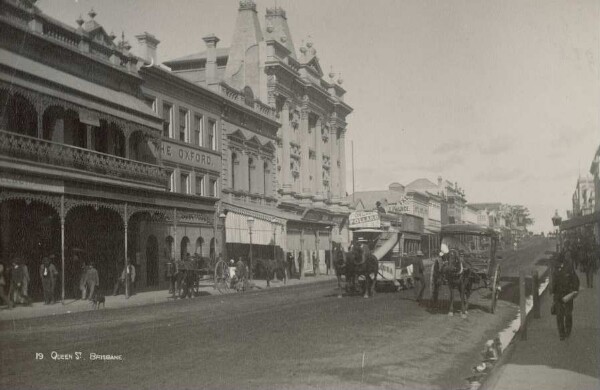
[161, 142, 219, 171]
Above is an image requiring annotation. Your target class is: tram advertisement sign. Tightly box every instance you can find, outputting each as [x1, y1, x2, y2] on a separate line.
[378, 261, 395, 281]
[349, 211, 380, 229]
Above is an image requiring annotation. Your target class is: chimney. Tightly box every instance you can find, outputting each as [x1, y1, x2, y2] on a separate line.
[135, 32, 160, 65]
[437, 176, 443, 196]
[203, 34, 220, 91]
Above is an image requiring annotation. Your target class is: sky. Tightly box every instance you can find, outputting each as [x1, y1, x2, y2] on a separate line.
[38, 0, 600, 233]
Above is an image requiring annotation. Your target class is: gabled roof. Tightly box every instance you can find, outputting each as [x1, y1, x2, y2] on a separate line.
[406, 178, 438, 189]
[304, 56, 324, 77]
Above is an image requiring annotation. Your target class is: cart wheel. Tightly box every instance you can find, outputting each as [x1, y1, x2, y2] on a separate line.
[490, 265, 501, 314]
[430, 259, 440, 305]
[214, 259, 230, 294]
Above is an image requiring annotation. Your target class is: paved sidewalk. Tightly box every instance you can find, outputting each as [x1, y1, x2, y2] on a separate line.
[483, 271, 599, 390]
[0, 274, 338, 322]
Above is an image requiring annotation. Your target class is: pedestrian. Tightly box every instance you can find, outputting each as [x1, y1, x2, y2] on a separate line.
[312, 252, 319, 277]
[325, 251, 331, 275]
[235, 257, 247, 291]
[82, 263, 99, 300]
[39, 256, 58, 304]
[8, 259, 25, 306]
[0, 262, 12, 309]
[286, 252, 294, 279]
[113, 259, 135, 298]
[297, 252, 303, 279]
[552, 251, 580, 340]
[413, 251, 426, 304]
[165, 259, 176, 295]
[20, 258, 31, 305]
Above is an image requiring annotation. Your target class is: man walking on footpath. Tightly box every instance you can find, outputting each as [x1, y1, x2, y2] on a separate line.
[39, 257, 58, 304]
[312, 252, 319, 277]
[552, 251, 580, 340]
[113, 259, 135, 298]
[82, 263, 99, 300]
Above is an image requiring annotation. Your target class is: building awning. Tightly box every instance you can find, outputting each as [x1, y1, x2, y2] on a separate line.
[561, 211, 600, 231]
[403, 233, 421, 241]
[0, 48, 162, 131]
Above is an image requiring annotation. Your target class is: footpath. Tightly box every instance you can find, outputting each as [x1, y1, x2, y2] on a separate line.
[0, 274, 338, 322]
[482, 271, 600, 390]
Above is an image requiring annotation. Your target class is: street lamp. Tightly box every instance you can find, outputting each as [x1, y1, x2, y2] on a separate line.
[247, 216, 254, 280]
[551, 210, 562, 251]
[219, 212, 227, 263]
[271, 218, 277, 261]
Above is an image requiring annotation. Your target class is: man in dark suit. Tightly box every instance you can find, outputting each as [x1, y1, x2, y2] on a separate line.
[552, 251, 580, 340]
[413, 251, 426, 304]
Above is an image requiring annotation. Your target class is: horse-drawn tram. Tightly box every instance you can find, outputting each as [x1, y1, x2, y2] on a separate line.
[430, 224, 502, 317]
[351, 228, 415, 289]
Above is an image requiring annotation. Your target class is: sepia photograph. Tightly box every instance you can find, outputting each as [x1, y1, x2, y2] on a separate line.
[0, 0, 598, 389]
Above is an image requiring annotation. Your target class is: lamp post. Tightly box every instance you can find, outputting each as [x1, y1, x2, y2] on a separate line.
[219, 212, 227, 262]
[247, 216, 254, 280]
[271, 218, 277, 261]
[551, 210, 562, 252]
[327, 225, 333, 275]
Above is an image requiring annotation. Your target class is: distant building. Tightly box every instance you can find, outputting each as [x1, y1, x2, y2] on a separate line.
[571, 176, 595, 217]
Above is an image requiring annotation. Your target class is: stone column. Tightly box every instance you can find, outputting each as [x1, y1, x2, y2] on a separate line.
[329, 122, 339, 202]
[314, 117, 325, 202]
[256, 156, 265, 196]
[280, 102, 292, 197]
[339, 128, 347, 199]
[300, 109, 312, 200]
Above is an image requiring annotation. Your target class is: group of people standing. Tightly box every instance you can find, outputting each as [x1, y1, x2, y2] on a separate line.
[0, 256, 59, 309]
[552, 229, 599, 341]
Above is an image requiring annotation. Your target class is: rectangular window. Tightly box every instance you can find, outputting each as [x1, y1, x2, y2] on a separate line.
[179, 109, 188, 142]
[208, 119, 217, 150]
[168, 171, 175, 192]
[196, 175, 205, 196]
[144, 95, 156, 112]
[194, 114, 204, 147]
[162, 103, 172, 138]
[209, 178, 217, 197]
[180, 173, 189, 194]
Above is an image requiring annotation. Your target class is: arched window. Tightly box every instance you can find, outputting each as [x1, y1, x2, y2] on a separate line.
[248, 157, 254, 193]
[243, 86, 254, 107]
[180, 236, 190, 260]
[209, 237, 216, 261]
[195, 237, 204, 257]
[0, 91, 38, 137]
[165, 236, 174, 259]
[231, 152, 238, 190]
[263, 161, 269, 196]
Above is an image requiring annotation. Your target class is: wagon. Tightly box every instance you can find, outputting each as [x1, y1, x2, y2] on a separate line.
[352, 228, 415, 290]
[430, 224, 502, 313]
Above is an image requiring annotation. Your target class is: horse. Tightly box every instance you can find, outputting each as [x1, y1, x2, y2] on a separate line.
[439, 250, 474, 318]
[334, 243, 379, 298]
[255, 258, 287, 287]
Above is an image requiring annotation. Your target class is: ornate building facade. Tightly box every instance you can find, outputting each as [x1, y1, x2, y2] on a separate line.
[0, 1, 218, 299]
[163, 0, 354, 272]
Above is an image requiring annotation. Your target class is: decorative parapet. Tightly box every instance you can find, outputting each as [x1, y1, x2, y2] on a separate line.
[0, 2, 138, 74]
[219, 83, 277, 120]
[0, 130, 168, 188]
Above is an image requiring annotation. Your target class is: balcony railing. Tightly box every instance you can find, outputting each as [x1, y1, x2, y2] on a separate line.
[0, 130, 168, 188]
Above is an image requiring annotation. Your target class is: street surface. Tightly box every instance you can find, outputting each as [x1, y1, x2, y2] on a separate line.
[0, 238, 553, 390]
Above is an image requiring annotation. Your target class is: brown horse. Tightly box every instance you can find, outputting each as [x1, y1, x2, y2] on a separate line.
[438, 250, 474, 318]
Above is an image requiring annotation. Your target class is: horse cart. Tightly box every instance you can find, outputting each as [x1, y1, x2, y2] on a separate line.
[430, 224, 501, 315]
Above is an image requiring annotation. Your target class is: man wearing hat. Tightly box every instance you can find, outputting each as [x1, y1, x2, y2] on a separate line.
[413, 251, 426, 304]
[40, 256, 58, 304]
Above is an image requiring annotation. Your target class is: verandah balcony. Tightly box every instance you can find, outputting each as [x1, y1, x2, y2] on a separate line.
[0, 129, 168, 188]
